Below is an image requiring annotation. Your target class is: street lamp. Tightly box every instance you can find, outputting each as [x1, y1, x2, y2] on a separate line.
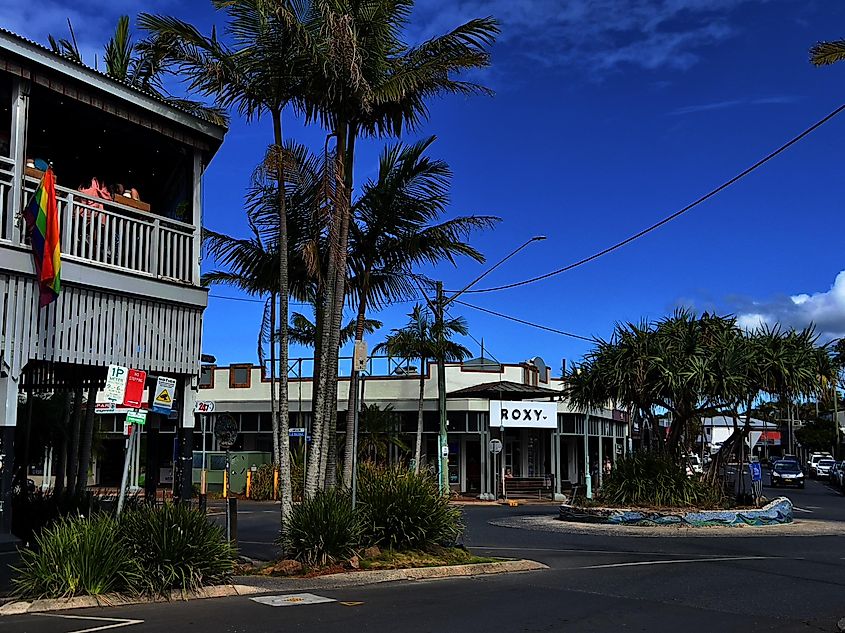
[430, 235, 547, 493]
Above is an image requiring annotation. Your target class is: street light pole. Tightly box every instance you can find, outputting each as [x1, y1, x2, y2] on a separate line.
[431, 236, 546, 495]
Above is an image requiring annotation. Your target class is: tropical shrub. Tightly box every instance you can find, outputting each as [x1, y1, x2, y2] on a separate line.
[118, 503, 235, 596]
[279, 488, 362, 566]
[13, 514, 140, 598]
[598, 452, 724, 509]
[357, 464, 463, 550]
[250, 464, 275, 501]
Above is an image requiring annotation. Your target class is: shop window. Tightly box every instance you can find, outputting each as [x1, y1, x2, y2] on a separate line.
[241, 413, 259, 432]
[229, 365, 252, 388]
[199, 365, 215, 389]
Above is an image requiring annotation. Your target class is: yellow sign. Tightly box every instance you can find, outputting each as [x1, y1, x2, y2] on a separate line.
[155, 389, 172, 404]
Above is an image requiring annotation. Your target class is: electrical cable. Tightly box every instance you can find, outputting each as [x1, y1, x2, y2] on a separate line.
[454, 299, 594, 342]
[457, 102, 845, 295]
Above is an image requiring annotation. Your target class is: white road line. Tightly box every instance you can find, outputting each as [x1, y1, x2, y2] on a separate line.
[793, 506, 814, 513]
[30, 613, 143, 633]
[471, 546, 733, 558]
[575, 556, 776, 570]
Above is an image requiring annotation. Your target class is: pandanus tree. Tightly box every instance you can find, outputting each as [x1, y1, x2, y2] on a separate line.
[374, 304, 470, 473]
[340, 137, 497, 485]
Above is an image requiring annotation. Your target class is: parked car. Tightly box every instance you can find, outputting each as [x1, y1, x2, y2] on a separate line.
[808, 453, 833, 478]
[685, 454, 703, 476]
[815, 458, 836, 480]
[770, 460, 805, 488]
[829, 461, 845, 489]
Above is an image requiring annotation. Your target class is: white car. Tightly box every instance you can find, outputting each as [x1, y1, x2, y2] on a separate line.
[808, 453, 833, 478]
[815, 458, 836, 480]
[684, 455, 703, 476]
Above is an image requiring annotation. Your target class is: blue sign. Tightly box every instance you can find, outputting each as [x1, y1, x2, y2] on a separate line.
[750, 462, 762, 482]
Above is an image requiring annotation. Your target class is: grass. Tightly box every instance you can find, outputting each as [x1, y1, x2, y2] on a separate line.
[358, 548, 498, 570]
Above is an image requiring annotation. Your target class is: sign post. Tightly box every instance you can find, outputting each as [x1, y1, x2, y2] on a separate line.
[215, 415, 239, 545]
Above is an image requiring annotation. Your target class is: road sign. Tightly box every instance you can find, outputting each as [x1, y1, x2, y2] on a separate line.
[104, 365, 128, 402]
[353, 340, 368, 371]
[122, 369, 147, 408]
[489, 438, 503, 454]
[194, 400, 216, 414]
[750, 462, 762, 482]
[152, 376, 177, 415]
[289, 427, 306, 437]
[126, 410, 147, 426]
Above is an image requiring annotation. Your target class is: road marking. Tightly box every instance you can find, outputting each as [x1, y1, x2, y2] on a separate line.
[239, 540, 276, 546]
[472, 546, 731, 558]
[339, 601, 365, 607]
[30, 614, 143, 633]
[251, 593, 336, 607]
[793, 506, 814, 513]
[575, 556, 776, 570]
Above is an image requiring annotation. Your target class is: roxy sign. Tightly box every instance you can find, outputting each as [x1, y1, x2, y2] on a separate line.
[489, 400, 557, 429]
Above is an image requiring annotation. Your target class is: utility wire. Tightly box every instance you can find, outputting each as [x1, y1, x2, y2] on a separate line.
[454, 299, 594, 342]
[458, 102, 845, 295]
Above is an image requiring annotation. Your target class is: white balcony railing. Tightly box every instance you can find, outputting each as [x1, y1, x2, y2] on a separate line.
[0, 159, 197, 285]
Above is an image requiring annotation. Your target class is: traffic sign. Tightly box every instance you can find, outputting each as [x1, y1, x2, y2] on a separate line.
[123, 369, 147, 408]
[126, 410, 147, 427]
[194, 400, 216, 414]
[105, 365, 128, 402]
[152, 376, 177, 415]
[750, 462, 762, 482]
[289, 427, 306, 437]
[489, 438, 503, 454]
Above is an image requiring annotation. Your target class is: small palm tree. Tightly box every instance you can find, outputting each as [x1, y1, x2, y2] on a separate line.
[357, 404, 409, 466]
[375, 305, 470, 473]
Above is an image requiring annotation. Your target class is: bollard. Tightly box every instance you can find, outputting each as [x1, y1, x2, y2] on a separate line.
[273, 468, 279, 500]
[223, 470, 229, 499]
[198, 493, 207, 514]
[226, 497, 238, 548]
[246, 470, 252, 499]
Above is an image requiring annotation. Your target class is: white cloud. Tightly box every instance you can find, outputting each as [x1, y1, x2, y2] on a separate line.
[670, 95, 801, 115]
[412, 0, 768, 73]
[734, 271, 845, 340]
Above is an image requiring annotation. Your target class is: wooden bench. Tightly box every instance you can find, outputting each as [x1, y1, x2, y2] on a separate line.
[504, 476, 553, 499]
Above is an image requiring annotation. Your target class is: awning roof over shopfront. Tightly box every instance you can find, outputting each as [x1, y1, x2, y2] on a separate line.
[447, 380, 560, 401]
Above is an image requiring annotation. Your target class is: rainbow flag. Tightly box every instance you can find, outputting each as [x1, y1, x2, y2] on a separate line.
[22, 167, 61, 306]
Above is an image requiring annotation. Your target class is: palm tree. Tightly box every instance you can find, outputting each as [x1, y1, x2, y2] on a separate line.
[304, 2, 499, 497]
[339, 136, 496, 485]
[374, 304, 470, 473]
[810, 39, 845, 66]
[140, 0, 317, 519]
[288, 311, 381, 348]
[49, 16, 226, 124]
[356, 404, 409, 466]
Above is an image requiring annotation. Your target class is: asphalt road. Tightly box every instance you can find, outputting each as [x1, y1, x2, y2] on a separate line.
[4, 477, 845, 632]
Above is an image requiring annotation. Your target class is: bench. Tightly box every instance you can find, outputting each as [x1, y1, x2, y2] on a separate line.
[504, 476, 553, 499]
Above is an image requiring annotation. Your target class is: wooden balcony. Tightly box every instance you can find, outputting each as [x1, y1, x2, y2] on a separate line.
[0, 155, 198, 285]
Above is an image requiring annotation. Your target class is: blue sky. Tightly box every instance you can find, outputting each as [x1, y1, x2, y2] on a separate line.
[4, 0, 845, 371]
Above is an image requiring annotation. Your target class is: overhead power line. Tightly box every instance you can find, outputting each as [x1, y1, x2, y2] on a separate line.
[454, 299, 594, 342]
[459, 102, 845, 295]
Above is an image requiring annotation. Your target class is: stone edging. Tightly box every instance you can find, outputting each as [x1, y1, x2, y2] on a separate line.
[0, 584, 265, 616]
[559, 497, 793, 527]
[0, 560, 547, 615]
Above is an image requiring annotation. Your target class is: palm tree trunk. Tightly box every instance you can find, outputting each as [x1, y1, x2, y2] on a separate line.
[307, 122, 350, 496]
[414, 363, 425, 474]
[269, 293, 280, 469]
[272, 109, 293, 522]
[66, 387, 83, 495]
[343, 292, 369, 486]
[75, 385, 97, 497]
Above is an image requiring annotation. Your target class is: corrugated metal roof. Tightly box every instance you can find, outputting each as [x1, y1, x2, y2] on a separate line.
[0, 27, 227, 141]
[448, 380, 560, 400]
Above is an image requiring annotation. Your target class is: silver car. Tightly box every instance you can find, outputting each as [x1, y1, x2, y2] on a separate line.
[815, 458, 836, 480]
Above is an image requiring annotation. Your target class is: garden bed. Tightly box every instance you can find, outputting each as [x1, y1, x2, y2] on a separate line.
[558, 496, 793, 527]
[240, 546, 498, 578]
